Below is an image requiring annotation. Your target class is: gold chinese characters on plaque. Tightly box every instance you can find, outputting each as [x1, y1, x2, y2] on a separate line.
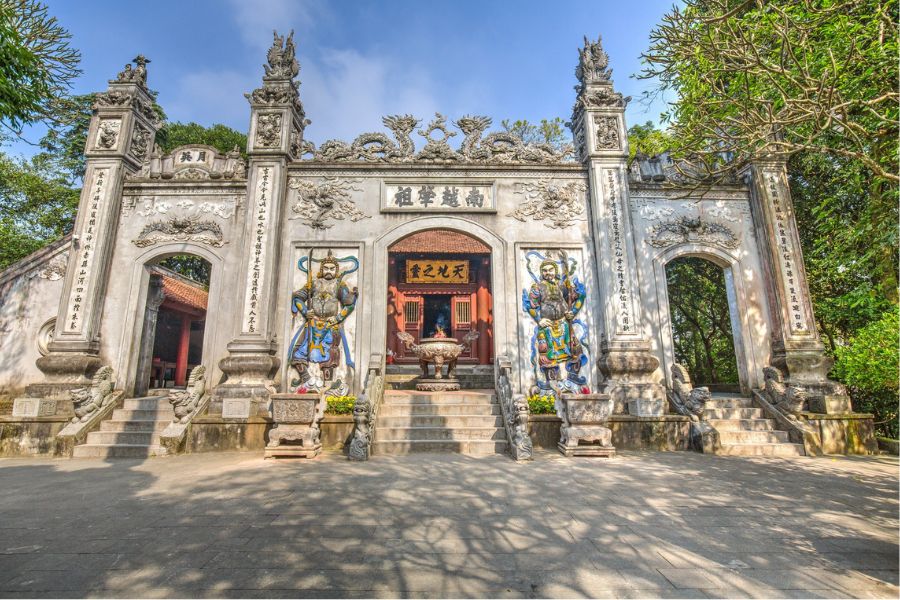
[405, 260, 469, 284]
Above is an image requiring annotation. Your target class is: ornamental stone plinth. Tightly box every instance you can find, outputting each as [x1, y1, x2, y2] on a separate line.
[265, 393, 324, 458]
[558, 393, 616, 457]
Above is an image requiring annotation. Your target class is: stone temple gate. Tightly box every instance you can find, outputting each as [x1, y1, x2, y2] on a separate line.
[0, 33, 876, 458]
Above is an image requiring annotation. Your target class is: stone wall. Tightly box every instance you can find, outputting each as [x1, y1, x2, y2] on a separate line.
[529, 414, 692, 451]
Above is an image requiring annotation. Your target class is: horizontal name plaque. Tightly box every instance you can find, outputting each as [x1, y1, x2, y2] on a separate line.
[381, 181, 495, 213]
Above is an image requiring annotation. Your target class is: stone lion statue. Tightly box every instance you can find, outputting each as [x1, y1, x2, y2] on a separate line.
[670, 363, 711, 421]
[763, 366, 806, 419]
[70, 366, 115, 423]
[169, 366, 207, 423]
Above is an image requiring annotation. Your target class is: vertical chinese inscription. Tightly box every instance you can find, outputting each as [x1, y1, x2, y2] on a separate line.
[766, 172, 808, 334]
[66, 168, 109, 332]
[605, 169, 633, 334]
[243, 166, 272, 334]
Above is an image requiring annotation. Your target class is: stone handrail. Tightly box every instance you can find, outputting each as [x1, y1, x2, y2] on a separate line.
[159, 366, 211, 455]
[348, 354, 384, 461]
[752, 390, 823, 456]
[496, 355, 533, 461]
[667, 363, 719, 453]
[56, 391, 124, 456]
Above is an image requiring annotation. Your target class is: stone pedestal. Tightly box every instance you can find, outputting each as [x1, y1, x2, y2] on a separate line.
[265, 393, 324, 458]
[558, 393, 616, 457]
[598, 344, 666, 416]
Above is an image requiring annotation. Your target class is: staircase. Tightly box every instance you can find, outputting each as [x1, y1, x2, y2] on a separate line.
[704, 395, 805, 456]
[373, 389, 507, 455]
[72, 396, 172, 458]
[385, 365, 494, 390]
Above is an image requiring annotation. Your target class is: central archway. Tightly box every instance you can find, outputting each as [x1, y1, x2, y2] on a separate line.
[387, 229, 493, 365]
[369, 217, 510, 381]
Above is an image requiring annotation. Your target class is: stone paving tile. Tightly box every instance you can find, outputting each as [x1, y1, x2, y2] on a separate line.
[0, 451, 896, 598]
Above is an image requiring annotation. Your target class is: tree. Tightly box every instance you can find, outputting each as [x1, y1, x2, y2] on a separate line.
[500, 117, 569, 151]
[156, 122, 247, 157]
[640, 0, 898, 184]
[627, 121, 673, 161]
[0, 0, 80, 134]
[0, 151, 79, 269]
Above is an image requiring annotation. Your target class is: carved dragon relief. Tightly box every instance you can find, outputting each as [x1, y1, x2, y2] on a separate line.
[308, 113, 572, 164]
[287, 176, 369, 229]
[510, 178, 588, 228]
[132, 217, 225, 247]
[647, 216, 740, 250]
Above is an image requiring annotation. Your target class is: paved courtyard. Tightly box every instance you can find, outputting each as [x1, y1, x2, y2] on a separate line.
[0, 450, 896, 599]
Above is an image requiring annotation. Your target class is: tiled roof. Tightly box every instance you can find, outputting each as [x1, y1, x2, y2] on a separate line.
[389, 230, 490, 254]
[158, 272, 208, 312]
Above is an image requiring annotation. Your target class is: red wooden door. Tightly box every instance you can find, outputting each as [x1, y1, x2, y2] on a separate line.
[398, 295, 423, 362]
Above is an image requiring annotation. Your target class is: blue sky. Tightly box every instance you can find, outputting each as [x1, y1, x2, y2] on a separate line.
[5, 0, 676, 158]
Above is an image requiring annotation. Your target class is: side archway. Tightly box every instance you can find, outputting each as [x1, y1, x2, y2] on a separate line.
[651, 243, 761, 393]
[115, 243, 227, 396]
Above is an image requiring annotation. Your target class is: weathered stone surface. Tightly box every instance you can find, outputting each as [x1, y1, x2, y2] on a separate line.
[529, 414, 691, 451]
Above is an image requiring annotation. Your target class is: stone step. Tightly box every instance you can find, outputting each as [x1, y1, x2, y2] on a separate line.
[383, 392, 495, 405]
[72, 444, 167, 459]
[377, 415, 504, 428]
[705, 397, 753, 409]
[372, 440, 508, 455]
[375, 426, 505, 442]
[123, 397, 172, 410]
[85, 430, 161, 446]
[100, 419, 171, 433]
[111, 408, 174, 421]
[378, 403, 501, 417]
[707, 418, 777, 432]
[703, 407, 764, 420]
[717, 443, 805, 457]
[717, 430, 790, 444]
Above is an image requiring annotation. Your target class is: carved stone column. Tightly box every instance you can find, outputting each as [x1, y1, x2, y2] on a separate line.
[749, 158, 851, 413]
[30, 56, 160, 401]
[216, 31, 310, 417]
[569, 36, 665, 415]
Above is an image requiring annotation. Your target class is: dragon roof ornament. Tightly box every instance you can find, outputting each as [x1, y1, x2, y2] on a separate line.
[306, 113, 573, 164]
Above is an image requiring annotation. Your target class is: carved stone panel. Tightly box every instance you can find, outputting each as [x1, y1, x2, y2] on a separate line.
[287, 177, 369, 228]
[510, 178, 587, 228]
[130, 124, 151, 162]
[132, 217, 225, 248]
[95, 119, 121, 150]
[256, 113, 283, 148]
[271, 396, 316, 423]
[593, 115, 620, 151]
[382, 181, 495, 213]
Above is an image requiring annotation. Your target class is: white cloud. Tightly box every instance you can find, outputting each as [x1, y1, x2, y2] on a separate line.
[225, 0, 324, 51]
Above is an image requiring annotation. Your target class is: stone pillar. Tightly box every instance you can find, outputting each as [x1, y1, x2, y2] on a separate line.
[175, 314, 191, 386]
[134, 274, 165, 397]
[30, 56, 160, 401]
[569, 36, 665, 415]
[216, 31, 310, 417]
[749, 158, 851, 413]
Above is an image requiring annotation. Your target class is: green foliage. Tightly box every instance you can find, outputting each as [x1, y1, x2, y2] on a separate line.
[627, 121, 672, 160]
[32, 93, 94, 183]
[640, 0, 899, 184]
[833, 310, 899, 438]
[156, 122, 247, 157]
[157, 255, 211, 286]
[0, 0, 81, 133]
[0, 151, 78, 269]
[665, 257, 739, 387]
[527, 394, 556, 415]
[834, 310, 898, 393]
[500, 118, 568, 151]
[325, 395, 356, 415]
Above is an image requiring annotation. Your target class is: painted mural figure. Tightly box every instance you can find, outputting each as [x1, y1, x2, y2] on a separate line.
[523, 251, 588, 395]
[289, 250, 358, 392]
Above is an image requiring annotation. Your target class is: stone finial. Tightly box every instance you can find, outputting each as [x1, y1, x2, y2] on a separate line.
[575, 34, 612, 86]
[264, 29, 300, 79]
[114, 55, 151, 87]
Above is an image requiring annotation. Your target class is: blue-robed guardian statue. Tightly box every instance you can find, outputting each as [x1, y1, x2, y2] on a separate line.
[290, 250, 358, 391]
